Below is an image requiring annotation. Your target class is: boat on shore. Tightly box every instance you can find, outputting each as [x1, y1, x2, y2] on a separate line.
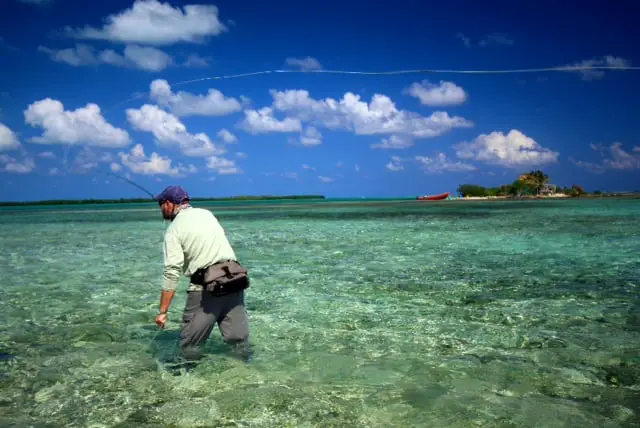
[416, 192, 450, 201]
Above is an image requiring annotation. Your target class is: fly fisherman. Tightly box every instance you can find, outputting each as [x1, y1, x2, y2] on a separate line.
[153, 185, 251, 363]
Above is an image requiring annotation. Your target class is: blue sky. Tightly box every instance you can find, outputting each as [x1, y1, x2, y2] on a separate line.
[0, 0, 638, 201]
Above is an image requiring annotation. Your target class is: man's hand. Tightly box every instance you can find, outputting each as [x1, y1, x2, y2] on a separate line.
[156, 289, 176, 329]
[155, 312, 168, 329]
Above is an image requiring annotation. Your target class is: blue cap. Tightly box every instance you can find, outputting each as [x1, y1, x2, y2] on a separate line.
[155, 185, 189, 204]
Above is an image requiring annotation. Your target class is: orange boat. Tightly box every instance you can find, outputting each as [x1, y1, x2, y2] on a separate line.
[416, 192, 450, 201]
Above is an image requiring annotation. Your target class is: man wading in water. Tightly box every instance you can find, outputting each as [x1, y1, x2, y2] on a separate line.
[154, 185, 251, 366]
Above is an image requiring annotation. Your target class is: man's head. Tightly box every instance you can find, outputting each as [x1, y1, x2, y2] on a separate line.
[155, 185, 190, 220]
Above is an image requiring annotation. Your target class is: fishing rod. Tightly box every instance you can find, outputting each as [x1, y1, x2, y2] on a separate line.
[104, 170, 157, 201]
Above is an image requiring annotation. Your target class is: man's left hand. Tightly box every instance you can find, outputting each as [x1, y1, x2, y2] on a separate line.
[155, 313, 168, 329]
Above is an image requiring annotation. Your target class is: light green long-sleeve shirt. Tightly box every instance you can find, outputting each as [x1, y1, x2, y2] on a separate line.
[162, 205, 237, 292]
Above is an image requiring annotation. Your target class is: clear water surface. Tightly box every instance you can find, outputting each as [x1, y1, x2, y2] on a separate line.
[1, 198, 638, 427]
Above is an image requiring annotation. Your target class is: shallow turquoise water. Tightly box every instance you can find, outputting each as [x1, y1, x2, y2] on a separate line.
[1, 198, 639, 427]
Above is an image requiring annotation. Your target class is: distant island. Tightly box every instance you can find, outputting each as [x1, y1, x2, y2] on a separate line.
[455, 169, 639, 200]
[0, 194, 326, 207]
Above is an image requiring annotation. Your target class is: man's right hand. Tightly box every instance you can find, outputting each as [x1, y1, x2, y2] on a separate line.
[156, 289, 176, 329]
[155, 313, 168, 329]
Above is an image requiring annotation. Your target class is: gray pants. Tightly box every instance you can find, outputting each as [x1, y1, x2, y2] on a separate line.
[179, 289, 250, 356]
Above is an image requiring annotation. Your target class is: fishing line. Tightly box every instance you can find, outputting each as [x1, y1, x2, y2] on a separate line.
[170, 64, 640, 87]
[81, 63, 640, 179]
[102, 64, 640, 113]
[92, 62, 638, 195]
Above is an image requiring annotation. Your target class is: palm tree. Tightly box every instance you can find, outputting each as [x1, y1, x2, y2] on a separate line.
[521, 170, 549, 195]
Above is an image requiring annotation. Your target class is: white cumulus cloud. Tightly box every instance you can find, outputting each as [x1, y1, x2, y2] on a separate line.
[0, 123, 21, 151]
[238, 107, 302, 134]
[371, 135, 413, 150]
[416, 153, 476, 173]
[117, 143, 193, 176]
[149, 79, 242, 116]
[183, 54, 210, 68]
[454, 129, 559, 167]
[217, 128, 238, 143]
[405, 80, 468, 106]
[297, 126, 322, 146]
[126, 104, 225, 157]
[386, 156, 404, 172]
[72, 147, 115, 172]
[38, 44, 174, 72]
[285, 56, 322, 71]
[67, 0, 227, 45]
[562, 55, 631, 80]
[24, 98, 131, 148]
[0, 154, 35, 174]
[206, 155, 240, 175]
[570, 142, 640, 172]
[268, 89, 473, 138]
[112, 45, 173, 71]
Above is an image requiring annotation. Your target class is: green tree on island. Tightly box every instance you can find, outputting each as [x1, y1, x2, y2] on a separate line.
[508, 179, 528, 197]
[519, 170, 550, 195]
[569, 184, 585, 197]
[456, 169, 596, 199]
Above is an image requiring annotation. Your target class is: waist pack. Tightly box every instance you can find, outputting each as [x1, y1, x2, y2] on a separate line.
[190, 260, 250, 296]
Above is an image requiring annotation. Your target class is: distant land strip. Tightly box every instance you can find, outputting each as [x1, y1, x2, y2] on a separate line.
[0, 195, 326, 207]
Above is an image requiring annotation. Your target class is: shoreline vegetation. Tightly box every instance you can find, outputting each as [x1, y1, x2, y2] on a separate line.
[455, 169, 639, 201]
[0, 192, 637, 207]
[454, 192, 640, 200]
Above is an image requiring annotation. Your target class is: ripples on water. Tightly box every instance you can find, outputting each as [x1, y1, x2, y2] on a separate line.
[0, 198, 638, 427]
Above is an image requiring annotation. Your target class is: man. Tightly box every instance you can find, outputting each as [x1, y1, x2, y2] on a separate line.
[153, 185, 250, 361]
